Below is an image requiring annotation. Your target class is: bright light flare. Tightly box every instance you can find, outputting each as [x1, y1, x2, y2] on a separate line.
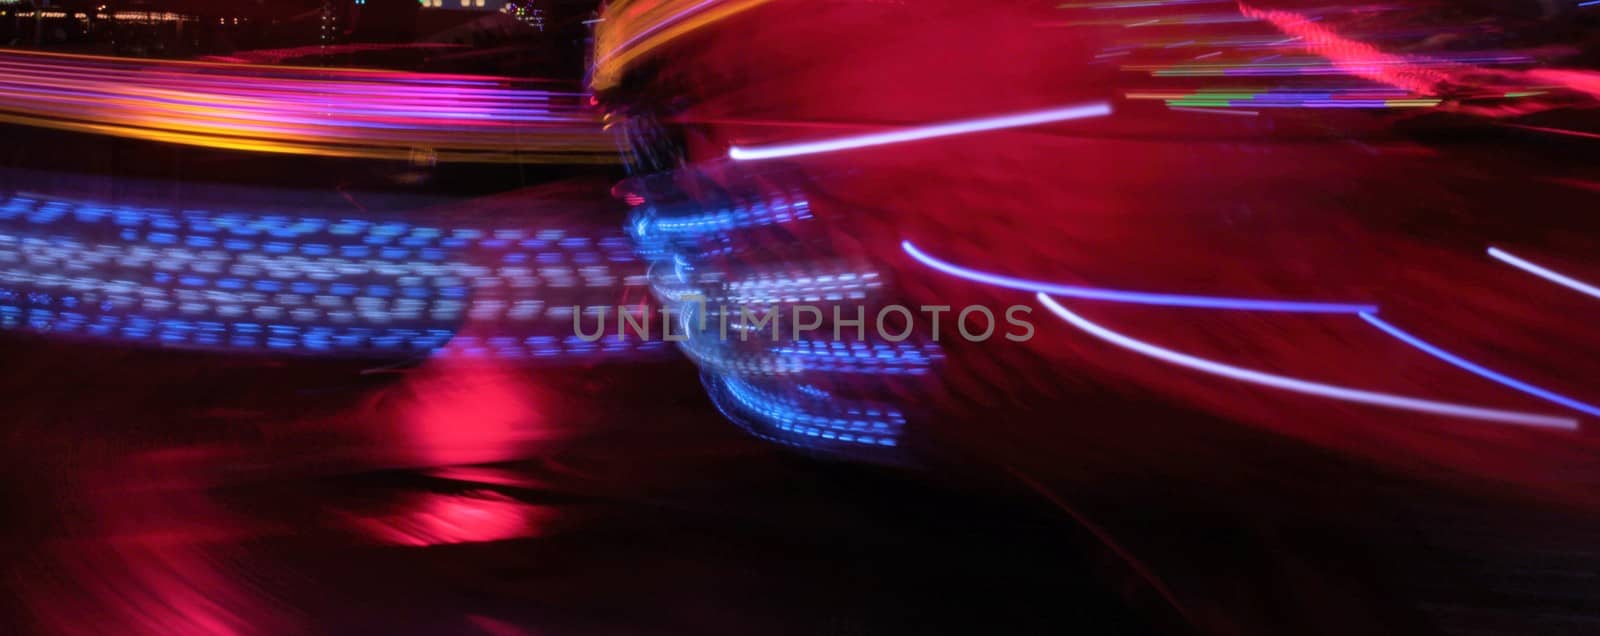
[728, 102, 1113, 161]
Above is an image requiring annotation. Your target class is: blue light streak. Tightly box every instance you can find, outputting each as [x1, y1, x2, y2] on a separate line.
[710, 375, 904, 448]
[1360, 313, 1600, 418]
[1038, 293, 1578, 429]
[905, 240, 1378, 313]
[651, 196, 812, 235]
[625, 172, 914, 458]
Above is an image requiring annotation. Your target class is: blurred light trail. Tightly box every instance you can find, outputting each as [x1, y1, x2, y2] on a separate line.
[1044, 13, 1265, 27]
[1037, 294, 1580, 430]
[1359, 313, 1600, 418]
[622, 167, 920, 459]
[1058, 0, 1229, 7]
[638, 193, 812, 237]
[1169, 106, 1259, 116]
[201, 43, 468, 65]
[1125, 54, 1529, 79]
[904, 240, 1376, 313]
[0, 192, 659, 360]
[715, 375, 904, 448]
[1500, 123, 1600, 142]
[1236, 2, 1449, 95]
[1126, 87, 1440, 109]
[727, 103, 1114, 161]
[592, 0, 774, 91]
[1489, 247, 1600, 301]
[0, 49, 615, 164]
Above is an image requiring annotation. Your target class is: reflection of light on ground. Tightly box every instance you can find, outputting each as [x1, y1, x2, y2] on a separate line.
[345, 490, 558, 547]
[399, 359, 547, 468]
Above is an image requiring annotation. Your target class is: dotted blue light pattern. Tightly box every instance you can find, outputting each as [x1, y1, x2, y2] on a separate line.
[707, 375, 904, 449]
[0, 192, 656, 360]
[627, 180, 925, 454]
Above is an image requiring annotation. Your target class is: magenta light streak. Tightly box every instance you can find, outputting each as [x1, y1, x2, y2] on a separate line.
[728, 102, 1113, 161]
[1037, 294, 1579, 430]
[0, 50, 609, 160]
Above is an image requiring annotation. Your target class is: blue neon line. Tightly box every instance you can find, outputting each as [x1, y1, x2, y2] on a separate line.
[904, 240, 1377, 313]
[1360, 313, 1600, 418]
[1037, 294, 1577, 429]
[1488, 247, 1600, 302]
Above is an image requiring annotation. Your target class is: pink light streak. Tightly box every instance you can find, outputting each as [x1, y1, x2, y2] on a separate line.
[1237, 1, 1450, 95]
